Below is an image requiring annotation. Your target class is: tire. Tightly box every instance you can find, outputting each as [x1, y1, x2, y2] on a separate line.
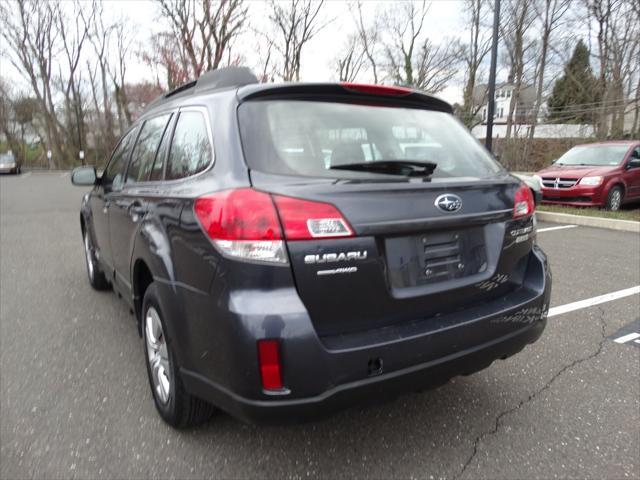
[142, 283, 215, 428]
[83, 229, 110, 290]
[605, 186, 623, 211]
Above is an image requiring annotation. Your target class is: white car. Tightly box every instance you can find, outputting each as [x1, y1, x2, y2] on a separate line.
[513, 173, 542, 205]
[0, 152, 20, 174]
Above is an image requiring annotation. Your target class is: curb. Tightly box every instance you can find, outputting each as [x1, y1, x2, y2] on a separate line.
[537, 211, 640, 233]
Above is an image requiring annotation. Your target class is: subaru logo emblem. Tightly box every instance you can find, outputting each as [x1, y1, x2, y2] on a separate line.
[435, 194, 463, 213]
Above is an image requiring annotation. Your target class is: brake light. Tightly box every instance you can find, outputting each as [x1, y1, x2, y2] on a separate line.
[513, 183, 535, 219]
[340, 82, 412, 96]
[273, 195, 353, 240]
[194, 189, 354, 263]
[193, 189, 286, 264]
[257, 339, 283, 391]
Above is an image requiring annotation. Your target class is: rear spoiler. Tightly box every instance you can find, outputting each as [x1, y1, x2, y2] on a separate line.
[236, 83, 453, 114]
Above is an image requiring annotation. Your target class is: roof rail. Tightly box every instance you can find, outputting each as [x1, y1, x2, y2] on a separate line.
[165, 80, 197, 99]
[195, 66, 258, 93]
[142, 67, 259, 115]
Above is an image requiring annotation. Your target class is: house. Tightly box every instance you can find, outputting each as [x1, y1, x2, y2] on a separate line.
[472, 81, 537, 125]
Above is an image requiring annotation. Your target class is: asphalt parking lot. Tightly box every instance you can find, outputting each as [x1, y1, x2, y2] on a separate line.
[1, 172, 639, 480]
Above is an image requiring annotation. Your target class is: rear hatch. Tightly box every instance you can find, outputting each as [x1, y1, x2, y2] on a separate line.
[237, 85, 535, 337]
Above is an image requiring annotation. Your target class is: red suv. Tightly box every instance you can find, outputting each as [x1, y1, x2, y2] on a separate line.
[536, 141, 640, 210]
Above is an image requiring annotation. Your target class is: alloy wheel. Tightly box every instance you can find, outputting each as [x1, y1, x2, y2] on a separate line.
[145, 306, 172, 405]
[84, 232, 95, 280]
[610, 190, 621, 211]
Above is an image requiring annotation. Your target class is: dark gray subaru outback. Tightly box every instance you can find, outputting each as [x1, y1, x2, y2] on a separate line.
[71, 67, 551, 427]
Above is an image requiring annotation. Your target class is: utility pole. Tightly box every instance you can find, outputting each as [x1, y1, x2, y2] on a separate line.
[485, 0, 501, 152]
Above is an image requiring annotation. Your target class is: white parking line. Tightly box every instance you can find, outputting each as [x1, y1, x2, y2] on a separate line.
[537, 225, 578, 233]
[613, 332, 640, 344]
[548, 285, 640, 318]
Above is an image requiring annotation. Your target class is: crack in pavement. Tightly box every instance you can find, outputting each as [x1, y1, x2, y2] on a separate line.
[453, 306, 609, 480]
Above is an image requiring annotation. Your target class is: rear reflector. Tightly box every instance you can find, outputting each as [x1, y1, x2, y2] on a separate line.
[257, 339, 283, 391]
[340, 82, 412, 96]
[273, 195, 354, 240]
[513, 183, 535, 219]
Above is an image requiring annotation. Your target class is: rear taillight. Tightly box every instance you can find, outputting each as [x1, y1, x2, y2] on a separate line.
[194, 189, 354, 263]
[193, 189, 286, 264]
[257, 339, 283, 391]
[273, 195, 353, 240]
[513, 183, 535, 219]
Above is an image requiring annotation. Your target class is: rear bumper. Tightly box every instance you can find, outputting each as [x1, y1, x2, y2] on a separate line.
[178, 246, 551, 424]
[182, 318, 546, 424]
[541, 185, 605, 206]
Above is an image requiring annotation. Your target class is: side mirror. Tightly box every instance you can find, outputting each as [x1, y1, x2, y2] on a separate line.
[550, 158, 558, 165]
[71, 166, 97, 186]
[627, 158, 640, 169]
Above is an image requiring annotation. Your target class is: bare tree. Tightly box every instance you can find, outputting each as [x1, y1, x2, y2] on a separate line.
[500, 0, 537, 139]
[87, 2, 117, 154]
[352, 1, 380, 83]
[110, 20, 134, 133]
[460, 0, 493, 127]
[256, 33, 277, 83]
[528, 0, 571, 139]
[0, 0, 63, 167]
[142, 32, 191, 90]
[588, 0, 640, 138]
[335, 34, 366, 82]
[0, 79, 23, 163]
[56, 0, 92, 164]
[605, 1, 639, 137]
[383, 1, 459, 93]
[589, 0, 615, 138]
[268, 0, 327, 81]
[157, 0, 248, 80]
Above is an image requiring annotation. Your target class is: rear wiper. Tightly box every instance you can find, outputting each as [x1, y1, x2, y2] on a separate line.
[330, 160, 437, 177]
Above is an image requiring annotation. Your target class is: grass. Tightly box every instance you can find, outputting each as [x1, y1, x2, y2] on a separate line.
[538, 204, 640, 222]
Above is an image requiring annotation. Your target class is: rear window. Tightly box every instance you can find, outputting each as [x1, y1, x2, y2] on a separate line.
[238, 100, 502, 180]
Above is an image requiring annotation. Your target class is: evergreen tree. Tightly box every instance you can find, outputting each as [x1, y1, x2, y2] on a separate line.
[547, 40, 600, 124]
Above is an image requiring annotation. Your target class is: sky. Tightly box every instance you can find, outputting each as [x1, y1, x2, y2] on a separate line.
[101, 0, 473, 104]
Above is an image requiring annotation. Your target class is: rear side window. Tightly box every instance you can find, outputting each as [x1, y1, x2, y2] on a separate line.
[238, 100, 503, 180]
[103, 128, 137, 190]
[126, 113, 172, 183]
[166, 111, 213, 180]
